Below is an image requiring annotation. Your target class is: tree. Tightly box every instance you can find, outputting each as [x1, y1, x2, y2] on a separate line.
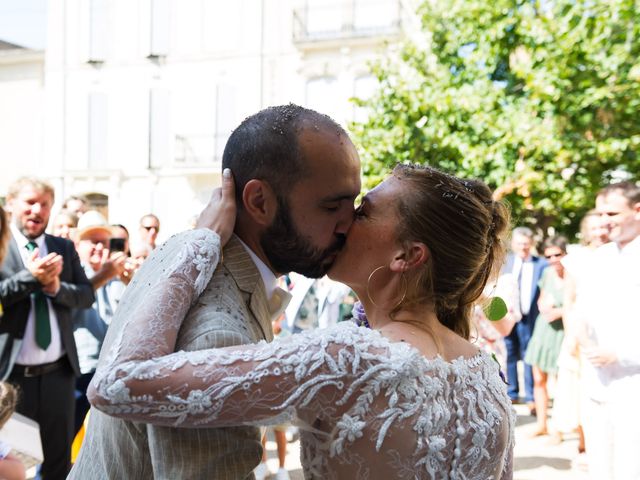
[351, 0, 640, 237]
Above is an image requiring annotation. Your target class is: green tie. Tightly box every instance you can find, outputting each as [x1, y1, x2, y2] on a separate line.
[26, 241, 52, 350]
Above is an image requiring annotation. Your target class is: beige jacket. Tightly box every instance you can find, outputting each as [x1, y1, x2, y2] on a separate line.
[70, 234, 283, 480]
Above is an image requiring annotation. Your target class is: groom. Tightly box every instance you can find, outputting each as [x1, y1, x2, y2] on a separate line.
[70, 105, 361, 479]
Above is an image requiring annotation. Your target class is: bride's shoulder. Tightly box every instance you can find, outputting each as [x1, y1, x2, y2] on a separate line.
[296, 322, 391, 351]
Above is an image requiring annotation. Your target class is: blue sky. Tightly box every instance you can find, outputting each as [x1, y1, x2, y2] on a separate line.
[0, 0, 46, 49]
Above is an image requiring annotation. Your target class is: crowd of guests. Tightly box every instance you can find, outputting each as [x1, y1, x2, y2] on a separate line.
[0, 177, 162, 480]
[472, 180, 640, 479]
[0, 175, 638, 479]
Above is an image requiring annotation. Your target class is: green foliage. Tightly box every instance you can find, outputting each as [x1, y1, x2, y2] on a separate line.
[351, 0, 640, 237]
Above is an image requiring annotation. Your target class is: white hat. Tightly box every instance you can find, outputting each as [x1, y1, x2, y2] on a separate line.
[75, 210, 112, 240]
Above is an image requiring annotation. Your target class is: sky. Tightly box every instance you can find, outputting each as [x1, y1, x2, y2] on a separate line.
[0, 0, 46, 50]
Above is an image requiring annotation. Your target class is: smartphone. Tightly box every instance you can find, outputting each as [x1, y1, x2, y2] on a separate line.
[109, 238, 126, 252]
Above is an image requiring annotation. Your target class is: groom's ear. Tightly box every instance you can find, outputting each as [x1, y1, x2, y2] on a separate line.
[389, 242, 429, 272]
[241, 179, 278, 226]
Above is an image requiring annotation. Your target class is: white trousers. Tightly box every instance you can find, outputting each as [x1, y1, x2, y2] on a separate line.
[583, 397, 640, 480]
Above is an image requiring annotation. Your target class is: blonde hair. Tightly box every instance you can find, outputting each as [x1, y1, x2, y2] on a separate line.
[0, 382, 18, 429]
[7, 177, 55, 202]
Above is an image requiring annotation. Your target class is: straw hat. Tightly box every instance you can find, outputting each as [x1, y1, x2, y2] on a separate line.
[75, 210, 112, 240]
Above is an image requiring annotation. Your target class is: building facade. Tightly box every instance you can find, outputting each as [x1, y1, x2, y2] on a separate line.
[0, 40, 45, 196]
[1, 0, 414, 242]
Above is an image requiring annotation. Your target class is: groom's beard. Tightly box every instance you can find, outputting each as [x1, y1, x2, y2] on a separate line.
[260, 198, 345, 279]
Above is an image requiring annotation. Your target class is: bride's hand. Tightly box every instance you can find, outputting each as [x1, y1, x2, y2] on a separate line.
[196, 168, 236, 246]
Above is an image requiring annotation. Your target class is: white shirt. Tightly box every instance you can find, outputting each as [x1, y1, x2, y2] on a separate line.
[512, 256, 534, 316]
[237, 238, 290, 321]
[575, 237, 640, 401]
[10, 224, 64, 365]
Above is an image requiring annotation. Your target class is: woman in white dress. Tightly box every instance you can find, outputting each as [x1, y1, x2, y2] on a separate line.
[88, 165, 515, 479]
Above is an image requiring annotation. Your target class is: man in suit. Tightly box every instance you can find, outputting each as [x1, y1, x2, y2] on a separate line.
[502, 226, 547, 411]
[0, 177, 94, 479]
[71, 104, 361, 479]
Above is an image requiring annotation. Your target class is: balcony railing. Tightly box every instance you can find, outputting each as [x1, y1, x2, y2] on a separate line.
[293, 0, 403, 44]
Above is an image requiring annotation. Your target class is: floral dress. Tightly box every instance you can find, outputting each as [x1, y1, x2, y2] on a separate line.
[89, 229, 515, 479]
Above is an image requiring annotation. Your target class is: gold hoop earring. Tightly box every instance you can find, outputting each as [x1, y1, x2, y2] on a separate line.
[366, 266, 408, 310]
[366, 265, 386, 308]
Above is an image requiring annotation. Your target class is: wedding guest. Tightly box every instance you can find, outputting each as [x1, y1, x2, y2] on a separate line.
[138, 214, 161, 251]
[51, 210, 79, 241]
[1, 177, 94, 480]
[72, 211, 126, 436]
[62, 195, 89, 218]
[574, 181, 640, 479]
[471, 272, 521, 366]
[106, 224, 136, 310]
[524, 236, 568, 436]
[552, 210, 609, 464]
[502, 227, 547, 413]
[109, 224, 131, 256]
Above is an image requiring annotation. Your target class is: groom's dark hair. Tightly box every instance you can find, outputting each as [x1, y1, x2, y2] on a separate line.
[222, 104, 346, 207]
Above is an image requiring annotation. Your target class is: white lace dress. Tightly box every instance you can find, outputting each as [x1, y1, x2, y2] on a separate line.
[89, 229, 515, 479]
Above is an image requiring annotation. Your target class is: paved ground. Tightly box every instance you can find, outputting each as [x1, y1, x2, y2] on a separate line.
[511, 404, 588, 480]
[261, 404, 590, 479]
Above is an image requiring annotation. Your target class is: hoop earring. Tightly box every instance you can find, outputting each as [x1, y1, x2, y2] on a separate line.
[394, 272, 408, 311]
[366, 266, 386, 308]
[366, 266, 408, 310]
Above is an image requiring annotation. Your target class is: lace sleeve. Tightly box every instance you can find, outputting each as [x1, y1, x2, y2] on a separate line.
[88, 319, 374, 429]
[89, 314, 384, 431]
[90, 228, 221, 393]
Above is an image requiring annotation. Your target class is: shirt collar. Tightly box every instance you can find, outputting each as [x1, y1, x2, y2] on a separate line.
[10, 223, 45, 250]
[516, 254, 532, 265]
[237, 238, 278, 300]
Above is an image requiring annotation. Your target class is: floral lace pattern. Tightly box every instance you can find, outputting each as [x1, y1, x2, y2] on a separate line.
[89, 230, 515, 479]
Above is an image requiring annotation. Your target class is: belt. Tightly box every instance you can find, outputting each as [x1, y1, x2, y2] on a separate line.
[13, 357, 68, 378]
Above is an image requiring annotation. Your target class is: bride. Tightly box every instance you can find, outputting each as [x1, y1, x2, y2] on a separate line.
[88, 164, 514, 479]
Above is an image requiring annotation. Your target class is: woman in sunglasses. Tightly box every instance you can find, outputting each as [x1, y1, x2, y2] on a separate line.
[524, 235, 568, 436]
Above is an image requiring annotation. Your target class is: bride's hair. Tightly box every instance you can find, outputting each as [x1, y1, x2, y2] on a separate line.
[393, 164, 510, 339]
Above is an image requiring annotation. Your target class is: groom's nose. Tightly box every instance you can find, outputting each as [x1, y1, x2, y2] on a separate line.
[334, 205, 355, 236]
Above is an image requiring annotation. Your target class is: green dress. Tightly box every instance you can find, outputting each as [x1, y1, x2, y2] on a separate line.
[524, 268, 565, 374]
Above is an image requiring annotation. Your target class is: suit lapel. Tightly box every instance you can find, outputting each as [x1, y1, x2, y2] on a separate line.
[222, 235, 273, 342]
[6, 237, 25, 271]
[44, 234, 60, 255]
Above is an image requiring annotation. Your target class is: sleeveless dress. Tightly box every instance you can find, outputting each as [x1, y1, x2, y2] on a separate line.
[524, 268, 565, 374]
[89, 229, 515, 479]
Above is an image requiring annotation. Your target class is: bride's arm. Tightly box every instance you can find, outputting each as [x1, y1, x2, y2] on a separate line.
[88, 321, 367, 428]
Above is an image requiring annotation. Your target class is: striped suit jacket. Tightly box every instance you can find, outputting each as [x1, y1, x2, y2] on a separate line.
[70, 234, 276, 479]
